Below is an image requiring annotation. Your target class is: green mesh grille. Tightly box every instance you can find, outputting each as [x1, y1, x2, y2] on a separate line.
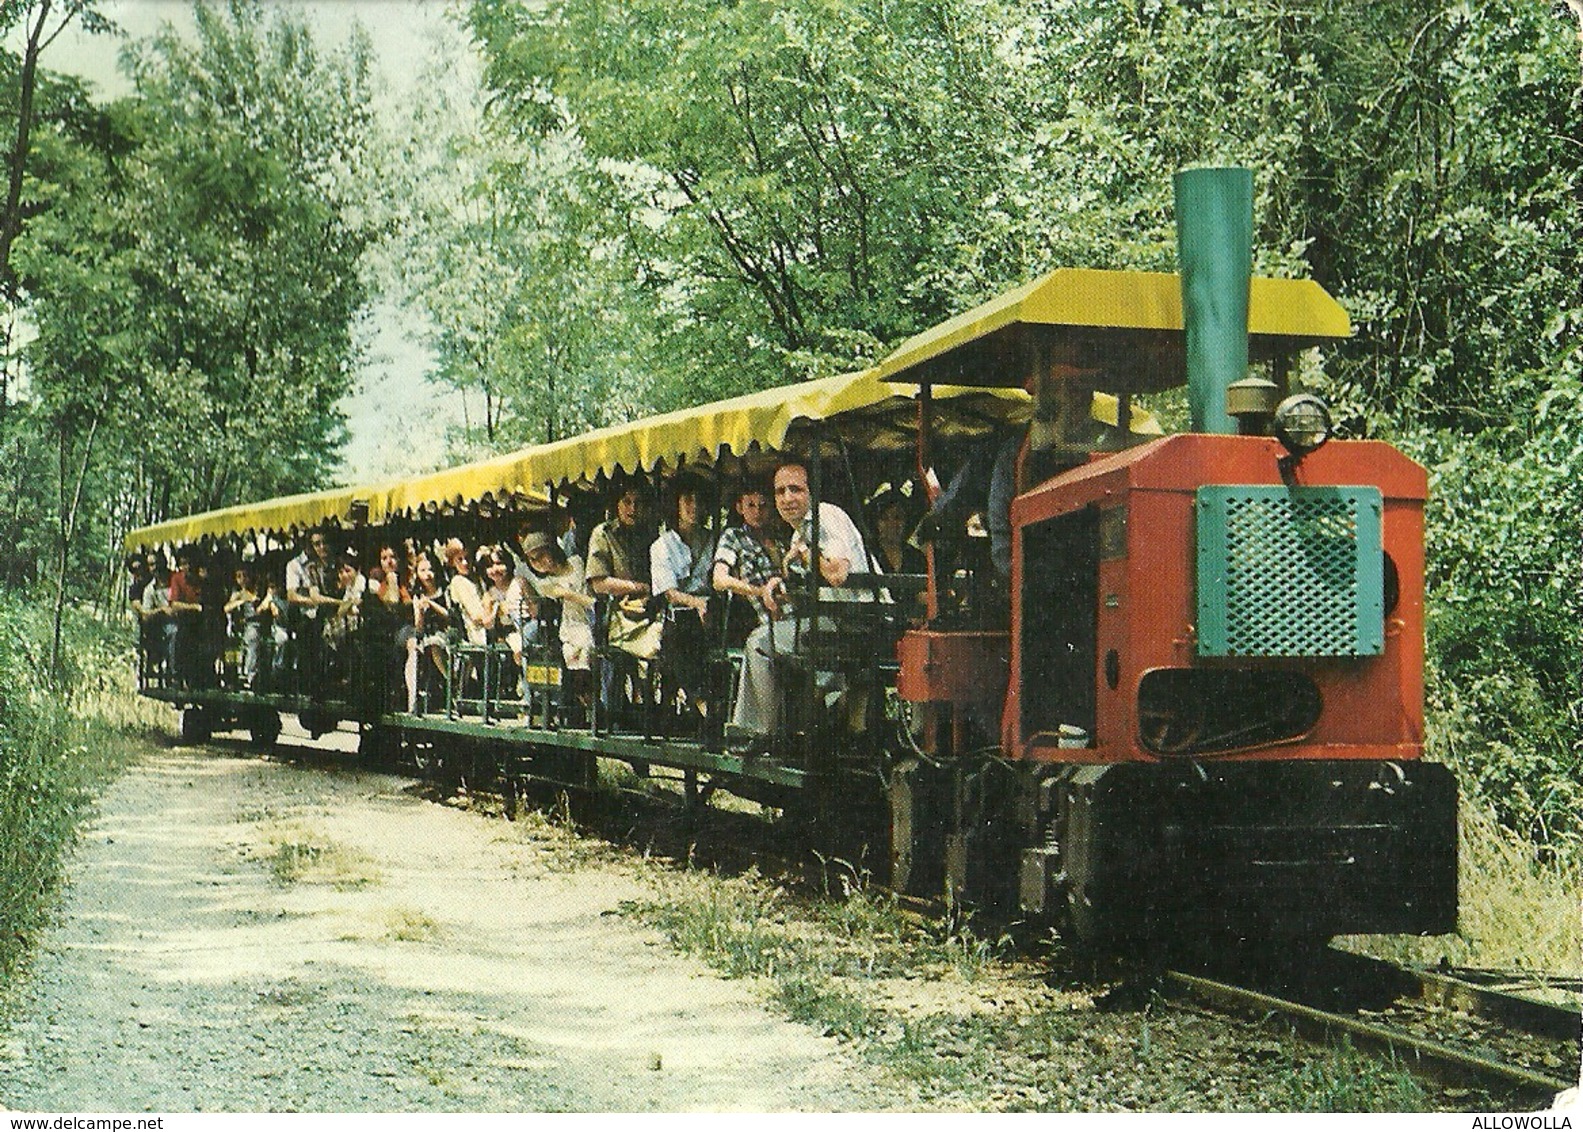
[1196, 485, 1384, 657]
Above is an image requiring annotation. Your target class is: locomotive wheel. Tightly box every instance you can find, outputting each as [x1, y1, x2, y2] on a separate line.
[177, 707, 211, 746]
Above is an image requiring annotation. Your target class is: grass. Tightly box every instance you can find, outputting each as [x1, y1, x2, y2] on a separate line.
[385, 907, 444, 942]
[1340, 799, 1582, 978]
[619, 853, 1445, 1111]
[0, 601, 152, 994]
[263, 825, 381, 889]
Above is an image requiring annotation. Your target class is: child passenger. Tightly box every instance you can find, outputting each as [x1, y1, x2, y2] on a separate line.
[399, 551, 450, 713]
[224, 565, 265, 689]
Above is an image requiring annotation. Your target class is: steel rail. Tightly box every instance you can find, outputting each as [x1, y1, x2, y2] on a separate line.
[1163, 968, 1577, 1096]
[1327, 950, 1582, 1044]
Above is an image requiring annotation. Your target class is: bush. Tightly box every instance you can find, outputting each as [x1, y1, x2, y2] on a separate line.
[0, 596, 148, 988]
[1402, 412, 1583, 856]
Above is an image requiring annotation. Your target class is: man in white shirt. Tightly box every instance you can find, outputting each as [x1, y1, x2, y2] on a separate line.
[285, 531, 338, 687]
[728, 458, 870, 746]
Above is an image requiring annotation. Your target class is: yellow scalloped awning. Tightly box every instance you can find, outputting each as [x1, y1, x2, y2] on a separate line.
[125, 367, 1161, 548]
[124, 484, 377, 551]
[371, 369, 891, 521]
[874, 267, 1351, 390]
[367, 369, 1160, 523]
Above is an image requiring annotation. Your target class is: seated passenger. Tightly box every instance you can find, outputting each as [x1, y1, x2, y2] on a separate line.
[710, 481, 786, 642]
[285, 531, 339, 688]
[258, 578, 289, 689]
[324, 553, 367, 686]
[651, 479, 715, 721]
[363, 545, 410, 708]
[141, 558, 177, 678]
[168, 547, 209, 688]
[127, 553, 160, 676]
[444, 538, 489, 648]
[520, 531, 596, 717]
[870, 486, 928, 623]
[871, 487, 928, 576]
[125, 553, 151, 626]
[479, 544, 537, 665]
[399, 551, 450, 713]
[224, 565, 266, 689]
[728, 458, 870, 748]
[586, 483, 655, 722]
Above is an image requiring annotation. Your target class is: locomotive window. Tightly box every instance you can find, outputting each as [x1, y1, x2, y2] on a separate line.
[1137, 668, 1322, 756]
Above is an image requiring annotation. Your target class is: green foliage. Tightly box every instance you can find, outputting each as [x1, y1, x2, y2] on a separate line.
[467, 0, 1042, 396]
[0, 596, 143, 990]
[1406, 408, 1583, 848]
[387, 29, 654, 453]
[465, 0, 1581, 851]
[0, 0, 383, 611]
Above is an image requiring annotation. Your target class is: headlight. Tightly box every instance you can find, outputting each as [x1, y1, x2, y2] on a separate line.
[1272, 393, 1333, 456]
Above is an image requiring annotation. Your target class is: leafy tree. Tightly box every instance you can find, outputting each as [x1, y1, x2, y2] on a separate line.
[388, 40, 652, 455]
[0, 0, 113, 317]
[467, 0, 1040, 398]
[467, 0, 1581, 848]
[9, 0, 383, 674]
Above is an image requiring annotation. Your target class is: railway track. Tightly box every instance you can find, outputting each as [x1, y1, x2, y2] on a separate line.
[1162, 950, 1581, 1100]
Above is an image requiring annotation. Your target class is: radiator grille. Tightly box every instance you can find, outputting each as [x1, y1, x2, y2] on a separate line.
[1196, 486, 1384, 657]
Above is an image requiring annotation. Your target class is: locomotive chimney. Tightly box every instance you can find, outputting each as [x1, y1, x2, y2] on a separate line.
[1174, 166, 1254, 435]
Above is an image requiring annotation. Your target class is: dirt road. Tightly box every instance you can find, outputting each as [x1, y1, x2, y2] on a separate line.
[0, 738, 909, 1112]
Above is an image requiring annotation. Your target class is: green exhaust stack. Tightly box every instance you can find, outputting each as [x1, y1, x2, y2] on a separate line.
[1174, 167, 1254, 435]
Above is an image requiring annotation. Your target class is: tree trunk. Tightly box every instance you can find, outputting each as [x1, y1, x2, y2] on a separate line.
[0, 0, 53, 304]
[49, 405, 103, 684]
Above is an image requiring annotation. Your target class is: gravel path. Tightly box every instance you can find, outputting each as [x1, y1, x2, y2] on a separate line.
[0, 740, 909, 1112]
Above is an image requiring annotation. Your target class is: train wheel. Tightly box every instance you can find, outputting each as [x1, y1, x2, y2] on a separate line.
[247, 711, 281, 750]
[177, 707, 211, 746]
[357, 725, 399, 772]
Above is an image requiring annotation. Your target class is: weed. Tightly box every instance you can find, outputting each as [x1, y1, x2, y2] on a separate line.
[775, 974, 878, 1039]
[1340, 799, 1582, 976]
[263, 827, 380, 889]
[385, 907, 443, 942]
[624, 849, 1461, 1111]
[1281, 1040, 1429, 1112]
[0, 601, 145, 995]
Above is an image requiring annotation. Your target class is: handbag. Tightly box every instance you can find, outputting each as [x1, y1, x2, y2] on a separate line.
[607, 598, 663, 661]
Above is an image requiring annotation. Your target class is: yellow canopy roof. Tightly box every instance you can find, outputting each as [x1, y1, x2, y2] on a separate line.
[125, 368, 1159, 548]
[373, 369, 887, 520]
[874, 267, 1351, 391]
[369, 369, 1159, 522]
[123, 484, 378, 552]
